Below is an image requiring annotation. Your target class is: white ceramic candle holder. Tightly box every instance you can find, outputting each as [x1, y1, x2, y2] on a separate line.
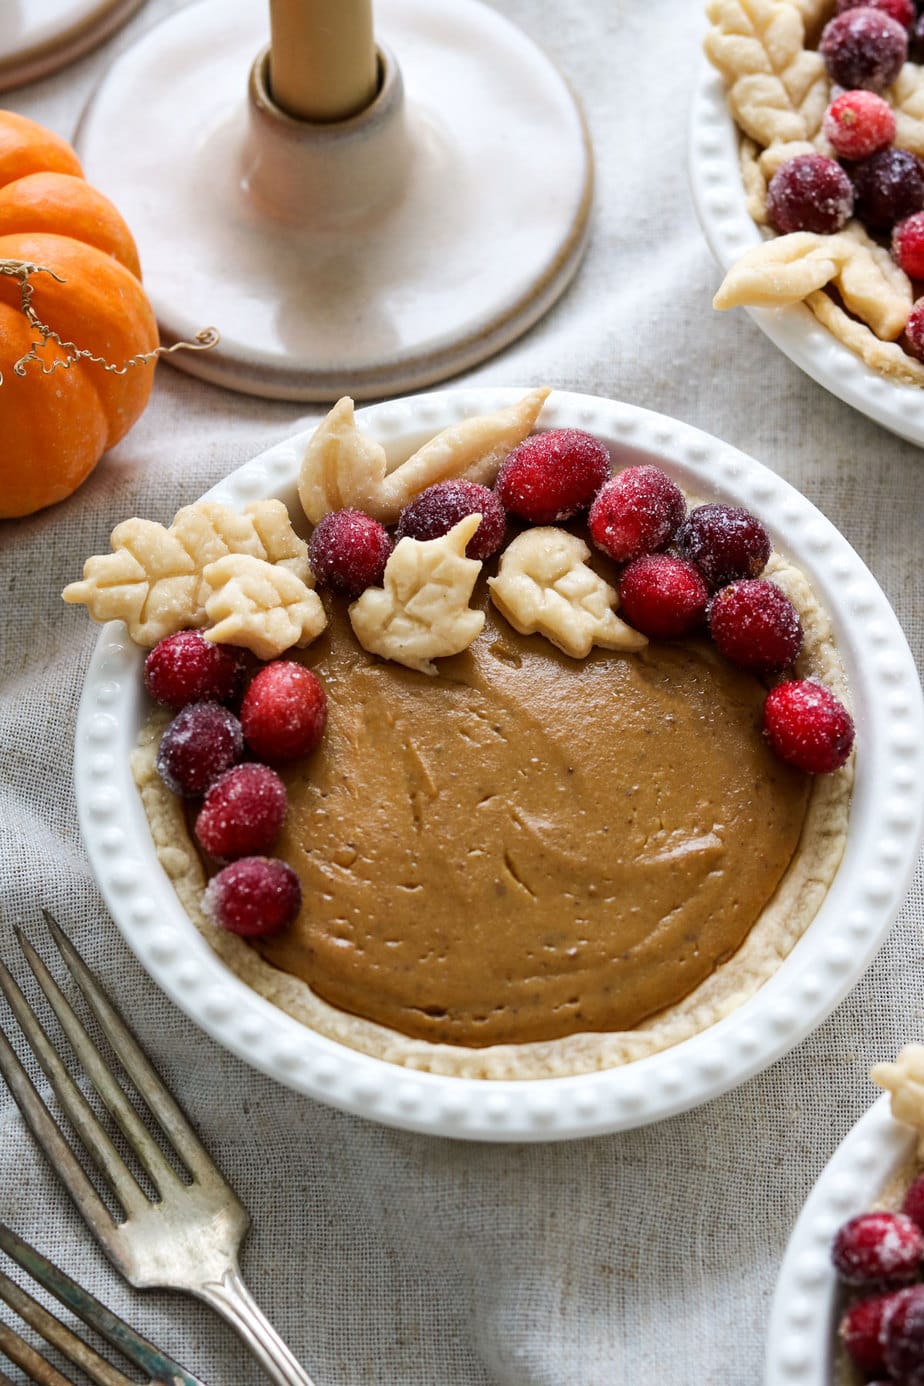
[0, 0, 143, 92]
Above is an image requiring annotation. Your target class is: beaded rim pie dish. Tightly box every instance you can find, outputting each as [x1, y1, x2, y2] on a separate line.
[766, 1092, 913, 1385]
[74, 388, 924, 1141]
[689, 62, 924, 450]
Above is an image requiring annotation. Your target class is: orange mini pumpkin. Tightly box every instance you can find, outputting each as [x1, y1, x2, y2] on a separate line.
[0, 110, 159, 520]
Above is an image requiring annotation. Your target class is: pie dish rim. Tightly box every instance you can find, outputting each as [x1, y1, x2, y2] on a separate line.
[73, 386, 924, 1140]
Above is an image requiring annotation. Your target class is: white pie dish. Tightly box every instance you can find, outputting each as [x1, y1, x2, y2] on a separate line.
[689, 64, 924, 450]
[74, 387, 924, 1141]
[766, 1092, 916, 1385]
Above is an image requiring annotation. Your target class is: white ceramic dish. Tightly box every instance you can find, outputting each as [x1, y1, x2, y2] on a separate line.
[74, 388, 924, 1141]
[766, 1092, 916, 1384]
[689, 64, 924, 450]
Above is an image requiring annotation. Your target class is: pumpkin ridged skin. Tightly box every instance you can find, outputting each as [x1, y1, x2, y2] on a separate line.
[0, 109, 158, 520]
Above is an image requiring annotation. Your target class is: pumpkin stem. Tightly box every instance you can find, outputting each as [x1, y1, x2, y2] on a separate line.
[0, 259, 219, 385]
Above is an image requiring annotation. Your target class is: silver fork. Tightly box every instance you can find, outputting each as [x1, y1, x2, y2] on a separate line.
[0, 912, 317, 1386]
[0, 1220, 205, 1386]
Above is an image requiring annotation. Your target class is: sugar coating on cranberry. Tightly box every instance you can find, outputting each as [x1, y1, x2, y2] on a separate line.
[893, 211, 924, 279]
[618, 554, 709, 640]
[763, 680, 855, 774]
[903, 1174, 924, 1231]
[587, 465, 686, 564]
[195, 762, 288, 860]
[905, 297, 924, 361]
[708, 579, 804, 674]
[823, 90, 897, 161]
[678, 503, 771, 590]
[884, 1283, 924, 1383]
[308, 508, 393, 597]
[766, 154, 854, 235]
[495, 429, 611, 523]
[833, 1211, 924, 1285]
[155, 702, 243, 797]
[203, 856, 302, 937]
[240, 661, 327, 764]
[820, 8, 908, 92]
[837, 0, 915, 28]
[395, 480, 506, 560]
[144, 630, 245, 710]
[854, 147, 924, 230]
[840, 1292, 901, 1375]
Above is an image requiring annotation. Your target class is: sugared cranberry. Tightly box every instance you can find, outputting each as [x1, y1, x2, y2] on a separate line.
[823, 90, 897, 160]
[766, 154, 854, 235]
[833, 1211, 924, 1285]
[854, 147, 924, 230]
[837, 0, 916, 27]
[495, 429, 611, 523]
[202, 857, 302, 937]
[820, 8, 908, 92]
[240, 662, 327, 764]
[308, 509, 392, 597]
[708, 580, 803, 675]
[840, 1292, 901, 1375]
[903, 1174, 924, 1230]
[155, 702, 243, 797]
[913, 10, 924, 62]
[143, 630, 245, 710]
[905, 297, 924, 360]
[195, 763, 288, 860]
[618, 555, 709, 640]
[884, 1284, 924, 1384]
[894, 211, 924, 277]
[763, 680, 855, 774]
[395, 480, 506, 560]
[678, 503, 771, 589]
[587, 465, 686, 563]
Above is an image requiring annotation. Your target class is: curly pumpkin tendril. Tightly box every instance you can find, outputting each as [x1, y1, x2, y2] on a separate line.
[0, 259, 220, 386]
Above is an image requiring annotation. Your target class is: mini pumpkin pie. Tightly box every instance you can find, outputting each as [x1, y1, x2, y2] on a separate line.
[65, 394, 855, 1081]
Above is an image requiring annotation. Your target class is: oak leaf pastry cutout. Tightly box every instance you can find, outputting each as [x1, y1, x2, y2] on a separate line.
[713, 222, 913, 341]
[62, 499, 310, 646]
[202, 554, 327, 661]
[349, 514, 485, 675]
[704, 0, 829, 148]
[298, 387, 551, 525]
[872, 1045, 924, 1159]
[488, 529, 648, 660]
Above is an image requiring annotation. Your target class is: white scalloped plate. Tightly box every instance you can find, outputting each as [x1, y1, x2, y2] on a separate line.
[74, 388, 924, 1141]
[689, 65, 924, 449]
[766, 1093, 916, 1384]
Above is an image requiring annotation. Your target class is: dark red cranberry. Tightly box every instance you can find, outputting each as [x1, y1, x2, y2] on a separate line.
[766, 154, 855, 235]
[820, 8, 908, 92]
[837, 0, 915, 27]
[853, 148, 924, 231]
[677, 503, 771, 590]
[884, 1284, 924, 1384]
[155, 702, 244, 797]
[308, 509, 393, 597]
[396, 480, 506, 560]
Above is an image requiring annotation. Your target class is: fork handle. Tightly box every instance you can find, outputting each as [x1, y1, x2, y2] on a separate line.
[196, 1265, 317, 1386]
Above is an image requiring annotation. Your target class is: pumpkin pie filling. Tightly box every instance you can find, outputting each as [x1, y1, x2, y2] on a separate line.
[251, 595, 810, 1047]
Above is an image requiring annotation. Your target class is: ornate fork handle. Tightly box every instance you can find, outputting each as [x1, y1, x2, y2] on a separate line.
[196, 1265, 317, 1386]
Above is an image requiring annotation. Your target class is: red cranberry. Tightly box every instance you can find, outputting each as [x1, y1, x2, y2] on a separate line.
[495, 429, 611, 523]
[837, 0, 915, 25]
[903, 1174, 924, 1230]
[854, 147, 924, 230]
[395, 480, 506, 560]
[820, 8, 908, 92]
[155, 702, 243, 797]
[240, 662, 327, 764]
[840, 1292, 902, 1375]
[823, 90, 897, 160]
[195, 763, 288, 860]
[618, 554, 710, 640]
[709, 579, 804, 674]
[763, 680, 855, 774]
[766, 155, 854, 235]
[833, 1211, 924, 1285]
[894, 211, 924, 277]
[308, 509, 393, 597]
[143, 630, 245, 710]
[587, 465, 686, 563]
[202, 857, 302, 937]
[884, 1284, 924, 1384]
[905, 297, 924, 360]
[677, 503, 771, 589]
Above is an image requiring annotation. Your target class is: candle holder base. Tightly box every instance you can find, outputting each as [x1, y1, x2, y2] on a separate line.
[75, 0, 593, 402]
[0, 0, 144, 93]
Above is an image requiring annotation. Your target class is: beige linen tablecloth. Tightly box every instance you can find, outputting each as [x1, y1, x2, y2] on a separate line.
[1, 2, 922, 1382]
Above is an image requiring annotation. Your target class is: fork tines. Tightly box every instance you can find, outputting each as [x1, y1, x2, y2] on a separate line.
[0, 1221, 205, 1386]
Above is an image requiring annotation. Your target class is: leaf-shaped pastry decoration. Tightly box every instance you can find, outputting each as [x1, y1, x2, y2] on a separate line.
[888, 63, 924, 158]
[872, 1045, 924, 1158]
[297, 388, 551, 525]
[713, 223, 912, 341]
[489, 529, 647, 660]
[202, 554, 327, 661]
[62, 499, 310, 647]
[349, 515, 485, 675]
[704, 0, 829, 146]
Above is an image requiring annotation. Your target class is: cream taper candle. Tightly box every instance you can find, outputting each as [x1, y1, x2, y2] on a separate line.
[268, 0, 378, 123]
